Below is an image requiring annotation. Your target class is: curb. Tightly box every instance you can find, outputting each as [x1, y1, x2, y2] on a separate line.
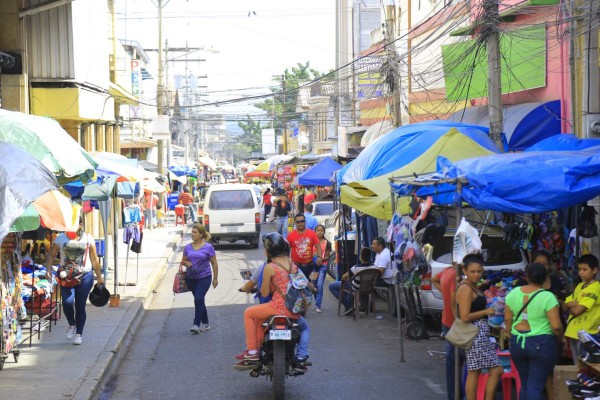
[71, 227, 186, 400]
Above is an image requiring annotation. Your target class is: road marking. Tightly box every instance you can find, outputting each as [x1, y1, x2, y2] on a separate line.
[422, 377, 446, 394]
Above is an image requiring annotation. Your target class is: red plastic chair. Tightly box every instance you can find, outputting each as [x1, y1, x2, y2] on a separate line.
[174, 205, 186, 226]
[476, 350, 521, 400]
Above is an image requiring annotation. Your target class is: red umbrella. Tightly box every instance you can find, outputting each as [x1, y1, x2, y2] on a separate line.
[245, 170, 272, 179]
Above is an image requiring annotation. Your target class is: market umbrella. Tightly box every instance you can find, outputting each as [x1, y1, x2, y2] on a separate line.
[255, 155, 293, 172]
[0, 108, 97, 183]
[0, 142, 60, 240]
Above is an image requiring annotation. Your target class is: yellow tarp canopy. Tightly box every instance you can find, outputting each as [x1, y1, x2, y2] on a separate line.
[341, 128, 496, 220]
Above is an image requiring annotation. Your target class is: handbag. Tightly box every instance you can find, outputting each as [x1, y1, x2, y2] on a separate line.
[173, 264, 189, 294]
[445, 283, 480, 350]
[445, 317, 480, 350]
[57, 244, 88, 288]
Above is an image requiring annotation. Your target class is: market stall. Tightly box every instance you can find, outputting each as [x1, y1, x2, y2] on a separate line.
[389, 141, 600, 400]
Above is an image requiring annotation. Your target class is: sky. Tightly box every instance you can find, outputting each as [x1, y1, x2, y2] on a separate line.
[118, 0, 336, 117]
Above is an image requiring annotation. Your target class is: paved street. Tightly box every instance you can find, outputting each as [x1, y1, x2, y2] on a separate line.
[98, 225, 448, 400]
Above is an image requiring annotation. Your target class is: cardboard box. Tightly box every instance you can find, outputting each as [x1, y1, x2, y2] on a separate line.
[554, 365, 580, 400]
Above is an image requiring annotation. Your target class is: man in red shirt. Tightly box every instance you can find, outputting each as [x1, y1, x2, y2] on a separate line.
[287, 213, 323, 279]
[432, 266, 463, 400]
[178, 188, 196, 223]
[262, 188, 272, 223]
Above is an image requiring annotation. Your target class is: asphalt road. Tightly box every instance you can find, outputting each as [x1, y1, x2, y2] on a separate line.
[97, 225, 448, 400]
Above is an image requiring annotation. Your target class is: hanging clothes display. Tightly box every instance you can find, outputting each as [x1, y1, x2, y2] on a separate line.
[1, 233, 23, 363]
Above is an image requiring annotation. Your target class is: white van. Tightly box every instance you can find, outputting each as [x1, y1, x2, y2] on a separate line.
[202, 184, 261, 248]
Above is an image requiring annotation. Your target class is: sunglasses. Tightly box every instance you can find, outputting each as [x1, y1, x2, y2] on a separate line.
[295, 220, 306, 223]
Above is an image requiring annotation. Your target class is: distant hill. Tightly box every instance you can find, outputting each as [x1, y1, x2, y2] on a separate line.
[226, 120, 243, 135]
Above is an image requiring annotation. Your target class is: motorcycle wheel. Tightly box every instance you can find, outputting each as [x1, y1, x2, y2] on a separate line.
[326, 252, 337, 280]
[270, 341, 286, 400]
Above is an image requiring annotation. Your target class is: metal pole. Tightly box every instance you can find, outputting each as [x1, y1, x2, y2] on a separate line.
[156, 0, 166, 175]
[391, 186, 405, 362]
[454, 180, 463, 400]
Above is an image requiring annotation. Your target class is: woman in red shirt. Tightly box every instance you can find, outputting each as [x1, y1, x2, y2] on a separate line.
[262, 188, 272, 222]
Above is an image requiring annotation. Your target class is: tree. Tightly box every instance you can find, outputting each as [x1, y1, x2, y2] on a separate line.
[237, 115, 263, 153]
[254, 61, 326, 137]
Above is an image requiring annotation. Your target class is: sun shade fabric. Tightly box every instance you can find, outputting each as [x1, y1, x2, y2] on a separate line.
[298, 157, 343, 186]
[0, 142, 58, 240]
[447, 101, 562, 152]
[0, 109, 97, 183]
[525, 133, 600, 152]
[245, 170, 272, 179]
[442, 26, 546, 102]
[340, 128, 498, 220]
[337, 120, 497, 186]
[82, 176, 117, 202]
[392, 147, 600, 214]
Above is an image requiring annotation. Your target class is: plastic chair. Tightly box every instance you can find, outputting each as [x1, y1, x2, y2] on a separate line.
[337, 269, 381, 320]
[476, 350, 521, 400]
[174, 205, 186, 226]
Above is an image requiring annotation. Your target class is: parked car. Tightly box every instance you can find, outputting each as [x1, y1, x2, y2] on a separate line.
[398, 234, 527, 316]
[311, 200, 334, 225]
[323, 208, 356, 245]
[202, 183, 261, 248]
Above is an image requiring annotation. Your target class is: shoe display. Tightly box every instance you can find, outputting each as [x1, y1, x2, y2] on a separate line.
[73, 334, 82, 345]
[66, 325, 76, 340]
[190, 325, 200, 334]
[199, 323, 210, 332]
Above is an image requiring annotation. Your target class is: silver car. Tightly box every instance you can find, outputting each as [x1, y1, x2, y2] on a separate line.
[398, 235, 527, 315]
[311, 200, 334, 225]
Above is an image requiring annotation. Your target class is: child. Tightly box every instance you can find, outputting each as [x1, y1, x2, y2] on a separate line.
[312, 224, 331, 313]
[156, 206, 165, 228]
[563, 253, 600, 364]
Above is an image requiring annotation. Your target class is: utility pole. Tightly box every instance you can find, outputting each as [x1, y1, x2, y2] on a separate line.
[281, 74, 288, 154]
[156, 0, 166, 176]
[484, 0, 504, 152]
[385, 5, 402, 127]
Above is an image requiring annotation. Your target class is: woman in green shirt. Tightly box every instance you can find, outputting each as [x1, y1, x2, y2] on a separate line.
[505, 263, 564, 400]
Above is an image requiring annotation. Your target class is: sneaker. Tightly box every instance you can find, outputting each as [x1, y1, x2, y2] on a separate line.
[343, 307, 355, 316]
[199, 323, 210, 332]
[235, 350, 249, 360]
[66, 325, 76, 340]
[73, 334, 82, 345]
[242, 350, 259, 361]
[190, 325, 200, 334]
[315, 308, 322, 313]
[233, 360, 258, 371]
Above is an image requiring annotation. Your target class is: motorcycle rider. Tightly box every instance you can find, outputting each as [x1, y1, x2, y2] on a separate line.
[237, 233, 314, 363]
[238, 258, 312, 365]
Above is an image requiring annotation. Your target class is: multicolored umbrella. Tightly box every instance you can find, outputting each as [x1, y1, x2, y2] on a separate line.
[0, 109, 97, 183]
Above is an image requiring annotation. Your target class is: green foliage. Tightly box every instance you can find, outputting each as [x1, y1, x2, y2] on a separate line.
[253, 61, 327, 135]
[237, 115, 263, 153]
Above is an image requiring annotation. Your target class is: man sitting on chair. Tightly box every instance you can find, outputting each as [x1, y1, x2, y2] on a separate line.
[329, 247, 377, 315]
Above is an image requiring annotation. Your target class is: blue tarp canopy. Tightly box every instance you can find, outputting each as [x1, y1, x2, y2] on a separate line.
[392, 146, 600, 213]
[169, 165, 197, 178]
[525, 133, 600, 152]
[337, 120, 498, 186]
[298, 157, 342, 186]
[447, 100, 562, 152]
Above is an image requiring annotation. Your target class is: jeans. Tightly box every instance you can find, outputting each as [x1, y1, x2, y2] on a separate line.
[313, 265, 327, 308]
[442, 325, 465, 400]
[264, 205, 272, 222]
[61, 271, 94, 335]
[510, 334, 558, 400]
[329, 281, 352, 310]
[275, 216, 288, 239]
[185, 275, 212, 326]
[296, 316, 310, 359]
[185, 204, 197, 223]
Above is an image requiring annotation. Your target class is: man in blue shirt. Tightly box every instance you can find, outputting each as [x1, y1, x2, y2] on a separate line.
[304, 203, 318, 231]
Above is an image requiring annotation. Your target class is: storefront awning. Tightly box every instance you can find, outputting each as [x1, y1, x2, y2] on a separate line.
[120, 136, 157, 149]
[109, 83, 139, 105]
[447, 100, 562, 152]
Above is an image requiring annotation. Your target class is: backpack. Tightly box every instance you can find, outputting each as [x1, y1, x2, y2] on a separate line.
[272, 261, 313, 314]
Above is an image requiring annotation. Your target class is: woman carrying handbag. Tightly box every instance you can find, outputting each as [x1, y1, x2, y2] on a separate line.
[456, 253, 502, 400]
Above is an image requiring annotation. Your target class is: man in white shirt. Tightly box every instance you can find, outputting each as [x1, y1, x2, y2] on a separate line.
[329, 247, 377, 314]
[372, 236, 394, 286]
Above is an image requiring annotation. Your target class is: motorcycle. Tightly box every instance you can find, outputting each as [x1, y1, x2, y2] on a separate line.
[237, 270, 311, 400]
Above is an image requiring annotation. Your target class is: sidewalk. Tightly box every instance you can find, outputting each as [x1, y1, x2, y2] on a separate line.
[0, 224, 187, 400]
